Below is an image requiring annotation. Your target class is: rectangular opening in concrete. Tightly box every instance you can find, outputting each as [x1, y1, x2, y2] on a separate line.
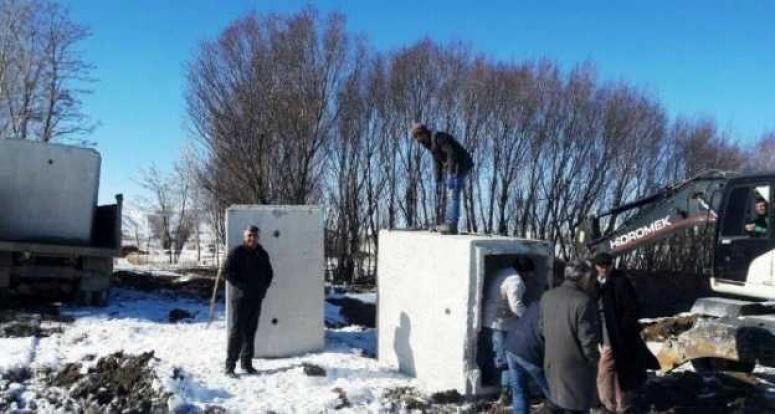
[378, 231, 554, 396]
[475, 253, 551, 388]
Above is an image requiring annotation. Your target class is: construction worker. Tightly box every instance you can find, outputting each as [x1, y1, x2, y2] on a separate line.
[411, 123, 473, 235]
[505, 301, 549, 414]
[224, 225, 274, 377]
[745, 199, 768, 237]
[592, 252, 658, 413]
[481, 257, 531, 400]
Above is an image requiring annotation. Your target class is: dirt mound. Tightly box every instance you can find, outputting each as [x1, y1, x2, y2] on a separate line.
[168, 308, 194, 323]
[114, 270, 220, 299]
[380, 386, 504, 413]
[641, 371, 774, 413]
[0, 310, 69, 338]
[47, 351, 169, 413]
[1, 320, 63, 338]
[641, 315, 700, 342]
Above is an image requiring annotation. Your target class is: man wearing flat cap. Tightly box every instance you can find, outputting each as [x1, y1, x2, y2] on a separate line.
[592, 252, 657, 413]
[224, 225, 274, 377]
[411, 122, 473, 235]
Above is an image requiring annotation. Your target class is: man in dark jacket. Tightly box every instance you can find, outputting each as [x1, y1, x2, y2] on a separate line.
[505, 301, 548, 414]
[745, 199, 768, 237]
[592, 252, 658, 413]
[541, 260, 601, 413]
[224, 225, 274, 377]
[411, 122, 473, 235]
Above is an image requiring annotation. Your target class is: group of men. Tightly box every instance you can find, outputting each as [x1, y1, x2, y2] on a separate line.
[486, 253, 657, 414]
[220, 125, 659, 413]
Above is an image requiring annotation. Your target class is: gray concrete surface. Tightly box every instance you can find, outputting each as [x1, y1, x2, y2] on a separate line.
[225, 205, 325, 358]
[0, 139, 100, 244]
[377, 230, 553, 396]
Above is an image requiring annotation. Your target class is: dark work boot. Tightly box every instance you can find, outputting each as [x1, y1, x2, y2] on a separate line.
[224, 362, 237, 378]
[241, 360, 258, 375]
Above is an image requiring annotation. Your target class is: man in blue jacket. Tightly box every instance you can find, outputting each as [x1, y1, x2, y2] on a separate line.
[224, 225, 274, 377]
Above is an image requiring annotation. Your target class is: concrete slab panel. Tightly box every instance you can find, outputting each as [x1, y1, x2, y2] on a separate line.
[0, 140, 100, 244]
[377, 230, 553, 396]
[226, 205, 324, 357]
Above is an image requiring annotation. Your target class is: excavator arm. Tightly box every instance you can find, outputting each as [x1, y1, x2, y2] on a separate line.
[578, 171, 732, 256]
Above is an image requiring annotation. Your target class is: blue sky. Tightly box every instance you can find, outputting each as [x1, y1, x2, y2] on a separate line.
[64, 0, 775, 204]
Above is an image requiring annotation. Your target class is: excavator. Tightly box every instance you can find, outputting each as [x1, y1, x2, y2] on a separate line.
[577, 170, 775, 372]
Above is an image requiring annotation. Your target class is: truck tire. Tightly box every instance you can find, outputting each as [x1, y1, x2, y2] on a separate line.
[691, 357, 755, 373]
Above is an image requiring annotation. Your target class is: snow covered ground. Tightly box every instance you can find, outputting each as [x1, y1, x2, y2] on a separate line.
[0, 288, 418, 413]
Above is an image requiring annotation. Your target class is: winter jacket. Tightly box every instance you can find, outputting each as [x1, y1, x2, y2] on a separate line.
[505, 301, 543, 366]
[482, 268, 526, 331]
[746, 214, 768, 237]
[420, 131, 474, 183]
[600, 269, 659, 391]
[541, 280, 601, 411]
[224, 244, 273, 299]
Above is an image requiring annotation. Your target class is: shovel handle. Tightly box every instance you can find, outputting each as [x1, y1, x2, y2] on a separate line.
[207, 265, 224, 327]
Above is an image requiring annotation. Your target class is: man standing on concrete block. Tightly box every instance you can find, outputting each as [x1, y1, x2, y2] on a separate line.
[224, 225, 274, 377]
[541, 260, 601, 413]
[411, 122, 473, 235]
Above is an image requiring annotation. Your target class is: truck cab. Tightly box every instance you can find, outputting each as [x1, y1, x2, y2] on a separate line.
[713, 174, 775, 299]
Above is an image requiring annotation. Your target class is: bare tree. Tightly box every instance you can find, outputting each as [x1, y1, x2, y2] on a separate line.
[187, 8, 357, 212]
[0, 0, 94, 143]
[184, 8, 761, 282]
[745, 131, 775, 172]
[137, 162, 197, 264]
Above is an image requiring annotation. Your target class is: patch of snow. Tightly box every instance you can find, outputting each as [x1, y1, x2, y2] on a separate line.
[3, 288, 417, 412]
[344, 292, 376, 305]
[0, 337, 34, 373]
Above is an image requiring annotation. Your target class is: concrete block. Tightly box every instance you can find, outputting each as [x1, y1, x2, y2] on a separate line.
[226, 205, 324, 357]
[377, 230, 553, 396]
[0, 139, 100, 244]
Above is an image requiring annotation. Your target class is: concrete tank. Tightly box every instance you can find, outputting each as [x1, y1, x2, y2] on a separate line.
[0, 139, 100, 244]
[225, 205, 325, 358]
[377, 230, 554, 396]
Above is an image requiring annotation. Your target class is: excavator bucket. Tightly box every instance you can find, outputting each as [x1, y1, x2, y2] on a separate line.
[656, 317, 775, 372]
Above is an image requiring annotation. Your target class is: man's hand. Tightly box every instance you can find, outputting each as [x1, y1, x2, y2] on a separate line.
[745, 223, 755, 232]
[599, 344, 613, 357]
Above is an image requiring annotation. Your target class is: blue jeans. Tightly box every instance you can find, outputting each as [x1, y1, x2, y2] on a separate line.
[491, 329, 510, 388]
[445, 172, 466, 228]
[506, 351, 549, 414]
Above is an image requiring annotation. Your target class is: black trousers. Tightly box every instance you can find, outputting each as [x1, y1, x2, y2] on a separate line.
[226, 294, 265, 367]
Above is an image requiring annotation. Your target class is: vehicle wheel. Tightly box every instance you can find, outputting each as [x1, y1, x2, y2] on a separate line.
[691, 357, 755, 373]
